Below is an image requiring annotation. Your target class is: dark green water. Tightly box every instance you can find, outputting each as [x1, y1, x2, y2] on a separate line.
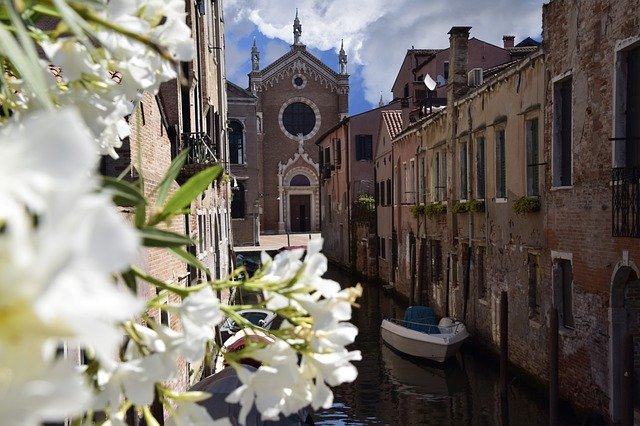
[313, 266, 585, 426]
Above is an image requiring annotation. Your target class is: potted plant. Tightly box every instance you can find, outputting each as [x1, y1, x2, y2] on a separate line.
[513, 196, 541, 214]
[424, 202, 447, 218]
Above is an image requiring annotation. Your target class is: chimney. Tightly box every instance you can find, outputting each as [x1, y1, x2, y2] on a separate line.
[503, 35, 515, 49]
[447, 26, 471, 109]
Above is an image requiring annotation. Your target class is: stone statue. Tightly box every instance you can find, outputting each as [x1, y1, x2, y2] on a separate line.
[251, 38, 259, 71]
[293, 9, 302, 45]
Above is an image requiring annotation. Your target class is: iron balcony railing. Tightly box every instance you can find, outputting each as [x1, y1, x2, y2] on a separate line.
[180, 132, 217, 166]
[612, 166, 640, 238]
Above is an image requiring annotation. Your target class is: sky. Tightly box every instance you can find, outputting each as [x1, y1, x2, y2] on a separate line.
[222, 0, 546, 116]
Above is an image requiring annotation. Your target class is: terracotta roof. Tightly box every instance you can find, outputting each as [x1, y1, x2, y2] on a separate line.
[381, 110, 403, 139]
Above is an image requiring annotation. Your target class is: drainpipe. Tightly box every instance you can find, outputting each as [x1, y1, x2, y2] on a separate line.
[346, 122, 352, 268]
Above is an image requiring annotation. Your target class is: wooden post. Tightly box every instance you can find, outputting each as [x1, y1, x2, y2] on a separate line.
[549, 307, 559, 426]
[622, 333, 634, 426]
[500, 291, 508, 401]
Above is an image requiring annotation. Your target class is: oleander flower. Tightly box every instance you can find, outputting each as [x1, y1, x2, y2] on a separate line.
[170, 286, 224, 362]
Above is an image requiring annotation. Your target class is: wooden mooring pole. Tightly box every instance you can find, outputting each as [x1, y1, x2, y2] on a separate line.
[622, 333, 634, 426]
[500, 290, 509, 424]
[549, 307, 559, 426]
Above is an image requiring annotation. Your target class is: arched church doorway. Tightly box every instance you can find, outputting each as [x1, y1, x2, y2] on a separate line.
[610, 265, 640, 423]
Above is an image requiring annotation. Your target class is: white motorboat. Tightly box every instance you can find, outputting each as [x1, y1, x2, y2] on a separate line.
[380, 306, 469, 363]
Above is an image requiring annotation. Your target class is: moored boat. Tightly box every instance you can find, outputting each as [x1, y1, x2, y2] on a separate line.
[380, 306, 469, 363]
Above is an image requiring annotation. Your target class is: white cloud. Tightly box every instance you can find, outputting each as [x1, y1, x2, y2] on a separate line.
[223, 0, 544, 108]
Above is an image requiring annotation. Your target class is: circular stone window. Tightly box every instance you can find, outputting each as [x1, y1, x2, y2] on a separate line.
[292, 74, 307, 89]
[282, 102, 316, 137]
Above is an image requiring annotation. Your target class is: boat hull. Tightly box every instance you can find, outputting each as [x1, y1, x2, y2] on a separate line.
[380, 319, 468, 363]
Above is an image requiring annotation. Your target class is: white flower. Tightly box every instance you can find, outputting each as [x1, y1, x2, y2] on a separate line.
[42, 38, 102, 82]
[301, 349, 362, 410]
[167, 401, 217, 426]
[170, 287, 224, 362]
[0, 359, 92, 426]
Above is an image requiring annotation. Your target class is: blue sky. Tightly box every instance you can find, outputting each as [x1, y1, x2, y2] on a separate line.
[223, 0, 546, 116]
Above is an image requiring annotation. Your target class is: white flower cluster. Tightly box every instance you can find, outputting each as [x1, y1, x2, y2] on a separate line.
[224, 241, 363, 424]
[0, 108, 143, 424]
[1, 0, 194, 158]
[0, 1, 363, 425]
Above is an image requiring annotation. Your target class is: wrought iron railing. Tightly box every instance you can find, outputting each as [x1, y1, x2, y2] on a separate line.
[180, 132, 217, 166]
[612, 166, 640, 238]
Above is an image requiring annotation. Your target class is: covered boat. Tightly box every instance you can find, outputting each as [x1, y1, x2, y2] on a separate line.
[380, 306, 469, 363]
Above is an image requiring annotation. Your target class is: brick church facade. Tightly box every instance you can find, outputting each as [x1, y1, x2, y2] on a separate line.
[246, 12, 349, 234]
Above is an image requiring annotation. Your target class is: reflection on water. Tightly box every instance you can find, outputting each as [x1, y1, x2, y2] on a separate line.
[314, 266, 582, 425]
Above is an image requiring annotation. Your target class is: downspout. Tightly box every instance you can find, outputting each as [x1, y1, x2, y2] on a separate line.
[346, 122, 352, 269]
[390, 140, 395, 286]
[466, 101, 474, 323]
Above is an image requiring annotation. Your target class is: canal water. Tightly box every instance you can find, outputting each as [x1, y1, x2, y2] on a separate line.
[313, 266, 585, 426]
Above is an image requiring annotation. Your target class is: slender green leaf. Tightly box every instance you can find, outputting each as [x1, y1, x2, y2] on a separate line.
[131, 265, 188, 298]
[155, 149, 188, 207]
[134, 203, 146, 228]
[102, 176, 146, 207]
[121, 269, 138, 294]
[148, 165, 223, 226]
[169, 247, 209, 276]
[139, 227, 195, 247]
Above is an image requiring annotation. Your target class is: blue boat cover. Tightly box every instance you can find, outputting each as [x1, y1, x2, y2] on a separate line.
[403, 306, 439, 333]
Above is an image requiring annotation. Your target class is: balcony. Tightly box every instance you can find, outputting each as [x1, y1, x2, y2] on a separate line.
[179, 132, 217, 177]
[612, 166, 640, 238]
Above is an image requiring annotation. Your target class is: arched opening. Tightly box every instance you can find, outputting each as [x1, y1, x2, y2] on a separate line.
[610, 265, 640, 423]
[290, 174, 311, 186]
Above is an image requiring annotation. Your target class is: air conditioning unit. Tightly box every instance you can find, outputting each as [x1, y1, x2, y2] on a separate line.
[467, 68, 483, 87]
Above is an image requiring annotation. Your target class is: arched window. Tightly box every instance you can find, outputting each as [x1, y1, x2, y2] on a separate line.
[231, 181, 245, 218]
[229, 120, 244, 164]
[290, 174, 311, 186]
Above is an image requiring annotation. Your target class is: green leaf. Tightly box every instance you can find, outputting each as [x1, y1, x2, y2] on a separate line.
[148, 165, 223, 226]
[155, 149, 188, 207]
[139, 227, 195, 247]
[134, 203, 146, 228]
[169, 247, 209, 278]
[131, 266, 188, 298]
[102, 177, 146, 207]
[121, 269, 138, 294]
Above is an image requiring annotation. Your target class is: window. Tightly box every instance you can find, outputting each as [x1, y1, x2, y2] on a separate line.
[290, 174, 310, 186]
[410, 159, 416, 204]
[434, 151, 447, 201]
[495, 129, 506, 198]
[402, 162, 407, 203]
[526, 118, 540, 196]
[476, 246, 486, 299]
[460, 141, 468, 199]
[428, 239, 442, 284]
[282, 102, 316, 137]
[386, 178, 392, 206]
[443, 61, 450, 82]
[334, 138, 342, 167]
[553, 77, 572, 187]
[434, 153, 441, 201]
[356, 135, 373, 161]
[198, 212, 205, 252]
[418, 157, 426, 203]
[229, 120, 244, 164]
[328, 194, 332, 222]
[379, 236, 386, 259]
[231, 181, 245, 218]
[379, 181, 385, 206]
[476, 136, 486, 199]
[553, 257, 574, 328]
[528, 252, 541, 319]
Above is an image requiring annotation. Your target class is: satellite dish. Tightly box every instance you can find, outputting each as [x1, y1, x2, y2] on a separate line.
[436, 75, 446, 86]
[424, 74, 437, 91]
